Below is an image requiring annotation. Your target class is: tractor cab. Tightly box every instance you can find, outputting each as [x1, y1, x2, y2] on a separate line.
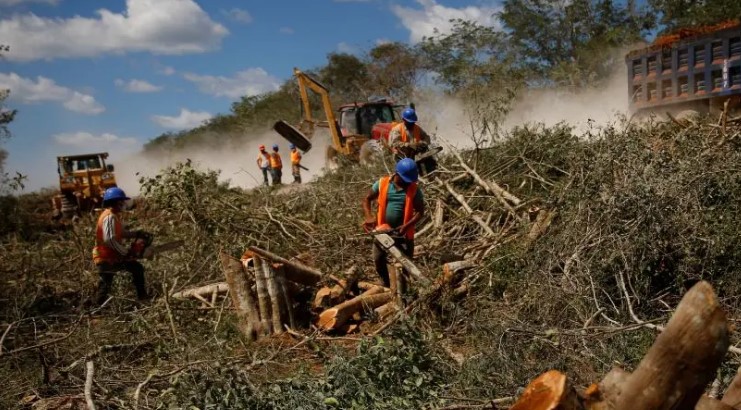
[337, 99, 401, 141]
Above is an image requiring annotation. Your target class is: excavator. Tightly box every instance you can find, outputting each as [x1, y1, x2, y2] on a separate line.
[274, 67, 440, 169]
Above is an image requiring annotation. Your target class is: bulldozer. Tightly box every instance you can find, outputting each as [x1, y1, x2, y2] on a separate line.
[51, 152, 117, 219]
[274, 67, 403, 164]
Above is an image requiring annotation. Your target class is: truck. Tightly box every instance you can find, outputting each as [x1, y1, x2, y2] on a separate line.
[626, 20, 741, 118]
[52, 152, 117, 219]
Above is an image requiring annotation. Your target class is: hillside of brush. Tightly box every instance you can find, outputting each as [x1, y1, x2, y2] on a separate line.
[3, 116, 741, 409]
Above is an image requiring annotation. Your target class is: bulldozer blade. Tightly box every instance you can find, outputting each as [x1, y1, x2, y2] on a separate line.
[274, 120, 312, 153]
[142, 240, 185, 259]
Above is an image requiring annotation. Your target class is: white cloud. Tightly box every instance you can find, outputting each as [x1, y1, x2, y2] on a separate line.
[0, 0, 228, 62]
[159, 66, 176, 76]
[222, 8, 252, 24]
[0, 72, 104, 114]
[151, 108, 212, 129]
[53, 132, 139, 153]
[337, 42, 359, 54]
[0, 0, 58, 6]
[183, 68, 280, 99]
[279, 27, 294, 34]
[114, 78, 163, 93]
[375, 38, 392, 45]
[391, 0, 500, 43]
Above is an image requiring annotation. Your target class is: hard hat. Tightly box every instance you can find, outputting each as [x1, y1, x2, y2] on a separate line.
[272, 144, 279, 151]
[401, 108, 417, 123]
[289, 143, 296, 149]
[396, 158, 418, 183]
[259, 144, 266, 150]
[103, 187, 129, 203]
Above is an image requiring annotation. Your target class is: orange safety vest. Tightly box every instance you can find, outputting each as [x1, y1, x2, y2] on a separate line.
[393, 123, 422, 143]
[257, 151, 271, 168]
[376, 176, 418, 240]
[290, 149, 301, 165]
[270, 152, 282, 169]
[92, 209, 123, 265]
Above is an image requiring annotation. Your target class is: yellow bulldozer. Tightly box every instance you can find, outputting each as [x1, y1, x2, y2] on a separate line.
[52, 152, 118, 219]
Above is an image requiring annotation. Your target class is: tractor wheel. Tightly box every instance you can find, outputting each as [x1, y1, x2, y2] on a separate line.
[61, 195, 78, 219]
[326, 145, 340, 170]
[359, 140, 381, 165]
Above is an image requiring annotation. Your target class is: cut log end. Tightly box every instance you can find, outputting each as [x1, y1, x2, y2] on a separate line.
[317, 309, 338, 331]
[510, 370, 580, 410]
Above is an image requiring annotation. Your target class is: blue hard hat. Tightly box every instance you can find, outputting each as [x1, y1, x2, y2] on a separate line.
[103, 187, 129, 202]
[289, 143, 296, 149]
[401, 108, 417, 123]
[272, 144, 279, 151]
[396, 158, 418, 183]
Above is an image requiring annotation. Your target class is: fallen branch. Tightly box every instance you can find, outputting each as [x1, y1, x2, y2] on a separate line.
[171, 283, 229, 299]
[443, 181, 496, 237]
[85, 360, 96, 410]
[248, 246, 323, 286]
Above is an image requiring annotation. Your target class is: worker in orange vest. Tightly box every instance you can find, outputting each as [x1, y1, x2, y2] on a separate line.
[289, 143, 302, 184]
[92, 187, 151, 305]
[362, 158, 425, 287]
[388, 107, 431, 158]
[269, 144, 283, 185]
[256, 144, 272, 186]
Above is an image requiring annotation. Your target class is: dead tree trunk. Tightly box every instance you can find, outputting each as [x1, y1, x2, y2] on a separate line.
[220, 251, 260, 340]
[251, 256, 273, 335]
[261, 261, 284, 335]
[615, 281, 729, 410]
[248, 246, 323, 286]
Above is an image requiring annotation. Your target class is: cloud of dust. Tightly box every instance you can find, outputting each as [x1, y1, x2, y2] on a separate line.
[115, 130, 332, 194]
[411, 57, 631, 149]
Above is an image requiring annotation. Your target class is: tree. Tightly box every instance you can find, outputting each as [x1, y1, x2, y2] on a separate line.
[319, 53, 370, 103]
[365, 42, 422, 102]
[648, 0, 741, 32]
[499, 0, 653, 87]
[0, 45, 17, 188]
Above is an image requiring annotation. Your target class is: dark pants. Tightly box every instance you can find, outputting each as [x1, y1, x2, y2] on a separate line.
[261, 168, 270, 186]
[372, 238, 414, 288]
[271, 168, 282, 185]
[96, 261, 147, 304]
[292, 164, 302, 184]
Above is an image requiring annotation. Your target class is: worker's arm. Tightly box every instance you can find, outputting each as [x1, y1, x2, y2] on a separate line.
[102, 213, 129, 257]
[418, 126, 432, 145]
[362, 189, 379, 231]
[398, 190, 425, 236]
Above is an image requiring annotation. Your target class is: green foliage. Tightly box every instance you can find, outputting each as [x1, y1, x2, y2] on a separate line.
[320, 52, 371, 103]
[366, 42, 422, 101]
[160, 324, 447, 409]
[648, 0, 741, 31]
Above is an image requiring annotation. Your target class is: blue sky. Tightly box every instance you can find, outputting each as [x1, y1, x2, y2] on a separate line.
[0, 0, 501, 190]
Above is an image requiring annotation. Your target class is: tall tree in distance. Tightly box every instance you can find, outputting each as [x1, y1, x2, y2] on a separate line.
[648, 0, 741, 32]
[0, 44, 17, 183]
[365, 42, 422, 102]
[319, 52, 370, 104]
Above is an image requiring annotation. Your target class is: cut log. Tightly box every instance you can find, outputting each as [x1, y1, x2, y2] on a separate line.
[251, 256, 273, 335]
[441, 259, 478, 283]
[219, 251, 260, 340]
[358, 281, 388, 291]
[373, 233, 429, 285]
[615, 281, 729, 410]
[171, 282, 228, 299]
[248, 246, 323, 286]
[317, 287, 392, 331]
[434, 199, 444, 228]
[722, 367, 741, 408]
[374, 302, 397, 321]
[275, 266, 295, 330]
[443, 181, 496, 237]
[509, 370, 581, 410]
[261, 260, 284, 335]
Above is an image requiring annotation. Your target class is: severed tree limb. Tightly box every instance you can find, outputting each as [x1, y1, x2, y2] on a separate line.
[318, 287, 392, 331]
[262, 261, 284, 335]
[450, 147, 522, 209]
[251, 257, 273, 335]
[171, 283, 229, 299]
[276, 267, 295, 330]
[248, 246, 323, 286]
[85, 360, 96, 410]
[220, 251, 260, 340]
[443, 181, 496, 237]
[510, 370, 580, 410]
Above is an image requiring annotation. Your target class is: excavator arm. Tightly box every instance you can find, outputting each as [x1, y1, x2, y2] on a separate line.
[273, 68, 348, 154]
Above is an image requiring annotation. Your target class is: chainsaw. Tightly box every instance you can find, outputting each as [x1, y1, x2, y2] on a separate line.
[128, 232, 184, 260]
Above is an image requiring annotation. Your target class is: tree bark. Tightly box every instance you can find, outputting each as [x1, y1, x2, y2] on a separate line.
[251, 256, 273, 335]
[275, 266, 295, 330]
[220, 251, 260, 340]
[248, 246, 323, 286]
[722, 367, 741, 408]
[261, 261, 284, 335]
[615, 281, 729, 410]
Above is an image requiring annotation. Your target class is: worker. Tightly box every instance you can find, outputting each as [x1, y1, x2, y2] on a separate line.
[92, 187, 151, 305]
[256, 144, 272, 186]
[388, 107, 431, 158]
[270, 144, 283, 185]
[289, 143, 302, 184]
[362, 158, 425, 288]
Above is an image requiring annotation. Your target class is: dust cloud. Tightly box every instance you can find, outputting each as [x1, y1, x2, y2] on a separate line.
[115, 130, 332, 194]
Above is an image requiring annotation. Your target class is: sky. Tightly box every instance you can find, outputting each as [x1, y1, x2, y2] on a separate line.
[0, 0, 502, 191]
